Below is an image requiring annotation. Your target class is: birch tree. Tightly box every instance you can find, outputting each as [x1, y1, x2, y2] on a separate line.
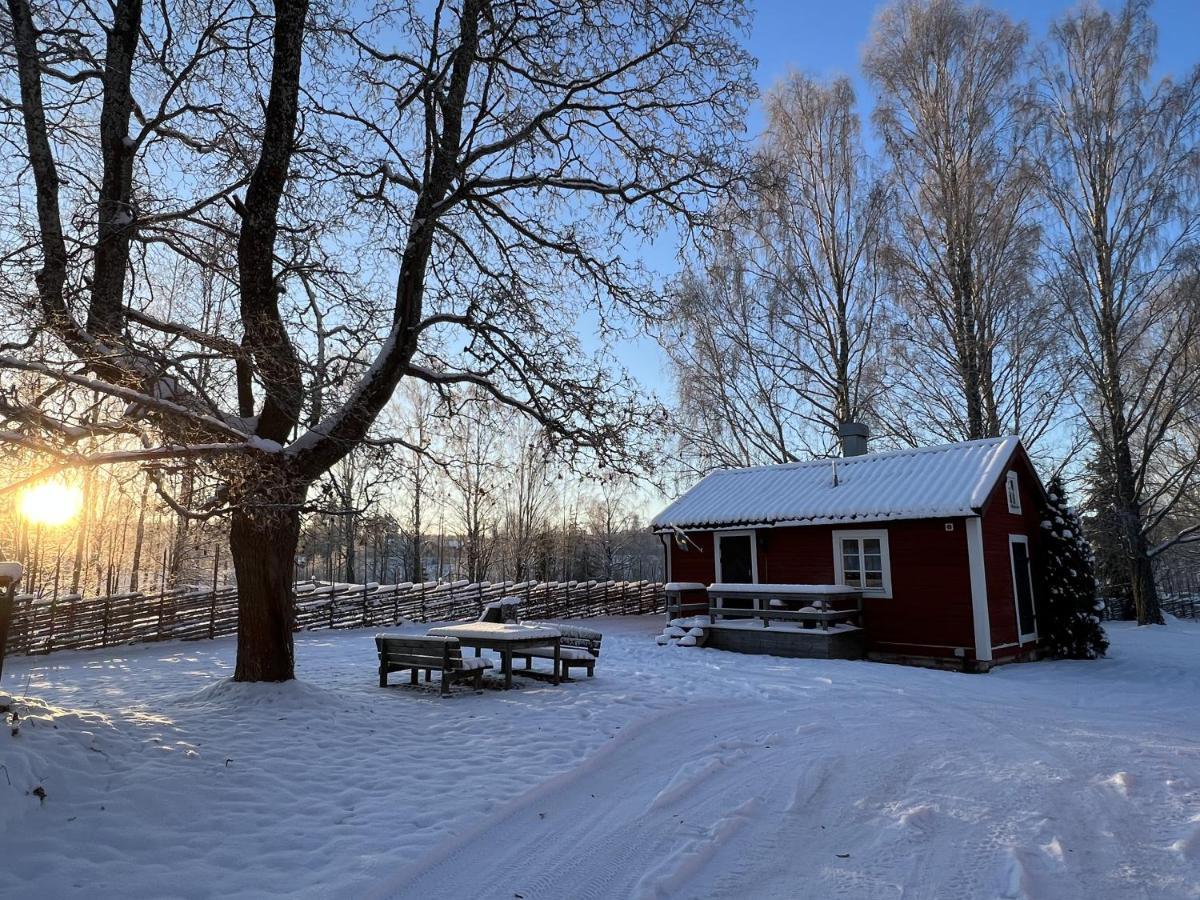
[864, 0, 1059, 446]
[1031, 0, 1200, 625]
[0, 0, 753, 679]
[663, 72, 887, 469]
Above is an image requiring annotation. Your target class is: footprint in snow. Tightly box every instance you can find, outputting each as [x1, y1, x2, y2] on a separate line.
[1101, 771, 1136, 797]
[1170, 820, 1200, 861]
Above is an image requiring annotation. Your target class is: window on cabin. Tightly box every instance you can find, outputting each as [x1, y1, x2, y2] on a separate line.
[833, 530, 892, 597]
[1006, 471, 1022, 514]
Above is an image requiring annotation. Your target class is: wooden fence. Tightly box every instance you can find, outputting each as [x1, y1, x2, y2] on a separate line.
[6, 579, 667, 658]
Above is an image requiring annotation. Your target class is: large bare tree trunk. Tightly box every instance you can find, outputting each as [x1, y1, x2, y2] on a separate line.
[168, 468, 194, 587]
[230, 482, 304, 682]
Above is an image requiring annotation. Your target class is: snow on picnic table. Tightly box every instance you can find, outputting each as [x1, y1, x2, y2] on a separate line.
[2, 618, 1199, 900]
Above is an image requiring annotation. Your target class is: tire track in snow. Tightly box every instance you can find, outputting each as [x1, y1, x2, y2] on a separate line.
[372, 701, 815, 900]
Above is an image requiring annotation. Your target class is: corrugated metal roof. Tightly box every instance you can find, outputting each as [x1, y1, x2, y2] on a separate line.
[651, 436, 1021, 530]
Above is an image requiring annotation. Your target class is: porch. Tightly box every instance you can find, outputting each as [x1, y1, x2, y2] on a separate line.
[666, 582, 867, 660]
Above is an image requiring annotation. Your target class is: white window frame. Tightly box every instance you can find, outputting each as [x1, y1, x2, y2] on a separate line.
[1005, 471, 1022, 514]
[714, 530, 758, 584]
[1008, 534, 1038, 643]
[832, 529, 893, 598]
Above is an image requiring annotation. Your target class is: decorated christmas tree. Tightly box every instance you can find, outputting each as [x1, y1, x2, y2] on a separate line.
[1038, 476, 1109, 659]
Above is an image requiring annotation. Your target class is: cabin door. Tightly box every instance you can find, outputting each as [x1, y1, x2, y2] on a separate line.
[715, 531, 757, 586]
[1009, 536, 1037, 643]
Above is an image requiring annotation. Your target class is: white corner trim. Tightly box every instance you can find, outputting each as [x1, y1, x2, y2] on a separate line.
[966, 517, 992, 662]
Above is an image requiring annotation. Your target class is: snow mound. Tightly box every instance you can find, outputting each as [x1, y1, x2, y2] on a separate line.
[172, 677, 336, 708]
[0, 694, 129, 838]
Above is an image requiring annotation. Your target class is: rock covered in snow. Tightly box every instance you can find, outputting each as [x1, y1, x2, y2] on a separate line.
[656, 616, 710, 648]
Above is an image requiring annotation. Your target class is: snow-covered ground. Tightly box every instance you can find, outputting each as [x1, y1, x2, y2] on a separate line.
[2, 616, 1198, 899]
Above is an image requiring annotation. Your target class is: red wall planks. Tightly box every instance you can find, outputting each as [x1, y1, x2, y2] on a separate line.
[670, 516, 977, 658]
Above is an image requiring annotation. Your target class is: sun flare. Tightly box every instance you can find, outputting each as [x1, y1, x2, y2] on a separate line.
[18, 481, 84, 527]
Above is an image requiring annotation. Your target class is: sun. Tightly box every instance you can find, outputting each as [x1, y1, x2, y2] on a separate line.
[18, 481, 84, 527]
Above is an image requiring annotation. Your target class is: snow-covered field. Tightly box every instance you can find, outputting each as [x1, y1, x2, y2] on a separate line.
[2, 616, 1198, 900]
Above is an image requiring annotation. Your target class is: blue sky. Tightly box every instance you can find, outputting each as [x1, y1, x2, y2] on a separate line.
[611, 0, 1200, 398]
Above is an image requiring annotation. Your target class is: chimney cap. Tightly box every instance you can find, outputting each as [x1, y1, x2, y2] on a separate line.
[837, 421, 869, 457]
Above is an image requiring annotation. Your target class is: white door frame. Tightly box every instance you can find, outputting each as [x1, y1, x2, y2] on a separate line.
[1008, 534, 1037, 644]
[714, 530, 758, 584]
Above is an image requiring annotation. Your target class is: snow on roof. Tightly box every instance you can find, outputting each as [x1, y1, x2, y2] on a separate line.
[651, 436, 1022, 530]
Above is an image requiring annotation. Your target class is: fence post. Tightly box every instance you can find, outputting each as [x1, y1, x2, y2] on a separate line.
[209, 546, 220, 639]
[101, 598, 111, 647]
[362, 581, 370, 627]
[66, 594, 77, 648]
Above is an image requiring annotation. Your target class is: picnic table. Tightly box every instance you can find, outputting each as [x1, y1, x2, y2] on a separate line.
[426, 622, 562, 689]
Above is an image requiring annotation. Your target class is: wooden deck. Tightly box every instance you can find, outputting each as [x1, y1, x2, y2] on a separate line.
[669, 583, 868, 661]
[705, 621, 865, 659]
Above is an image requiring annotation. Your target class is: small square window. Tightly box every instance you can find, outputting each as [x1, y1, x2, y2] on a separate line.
[1006, 471, 1022, 514]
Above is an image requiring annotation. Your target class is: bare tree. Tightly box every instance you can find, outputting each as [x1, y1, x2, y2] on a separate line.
[865, 0, 1059, 446]
[443, 401, 501, 583]
[1031, 0, 1200, 625]
[585, 479, 638, 580]
[386, 382, 439, 583]
[1, 0, 752, 679]
[663, 72, 887, 470]
[755, 74, 890, 433]
[499, 422, 554, 581]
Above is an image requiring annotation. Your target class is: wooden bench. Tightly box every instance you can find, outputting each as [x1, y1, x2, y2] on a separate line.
[375, 634, 492, 696]
[519, 625, 603, 679]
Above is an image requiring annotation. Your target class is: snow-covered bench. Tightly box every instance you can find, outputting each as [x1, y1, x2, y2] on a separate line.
[375, 634, 492, 696]
[518, 624, 603, 679]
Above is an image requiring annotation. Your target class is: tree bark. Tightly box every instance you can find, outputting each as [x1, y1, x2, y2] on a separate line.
[168, 468, 194, 587]
[230, 489, 303, 682]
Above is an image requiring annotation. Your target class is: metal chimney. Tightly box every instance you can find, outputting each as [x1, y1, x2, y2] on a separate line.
[838, 422, 869, 458]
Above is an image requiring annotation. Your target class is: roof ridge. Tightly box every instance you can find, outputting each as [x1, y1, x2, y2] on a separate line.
[706, 435, 1017, 478]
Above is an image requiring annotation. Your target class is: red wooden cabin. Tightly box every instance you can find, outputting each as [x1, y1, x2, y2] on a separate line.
[651, 435, 1048, 671]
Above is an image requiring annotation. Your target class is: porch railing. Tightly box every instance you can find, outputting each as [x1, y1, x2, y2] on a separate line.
[706, 583, 864, 631]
